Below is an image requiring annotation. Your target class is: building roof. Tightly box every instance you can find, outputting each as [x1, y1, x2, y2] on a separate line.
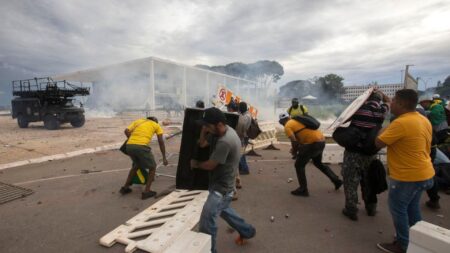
[52, 56, 259, 84]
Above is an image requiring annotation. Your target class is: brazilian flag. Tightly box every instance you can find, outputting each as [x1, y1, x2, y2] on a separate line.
[132, 168, 148, 185]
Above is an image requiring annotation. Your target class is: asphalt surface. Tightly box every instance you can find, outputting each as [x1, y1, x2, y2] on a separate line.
[0, 139, 449, 253]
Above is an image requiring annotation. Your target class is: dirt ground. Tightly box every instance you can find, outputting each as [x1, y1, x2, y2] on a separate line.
[0, 112, 182, 165]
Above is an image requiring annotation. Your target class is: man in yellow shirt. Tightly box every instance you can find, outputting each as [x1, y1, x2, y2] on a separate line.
[279, 112, 342, 196]
[287, 98, 308, 117]
[375, 89, 435, 253]
[120, 117, 168, 200]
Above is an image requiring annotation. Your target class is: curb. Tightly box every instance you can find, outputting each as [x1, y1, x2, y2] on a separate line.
[0, 131, 181, 171]
[0, 142, 122, 171]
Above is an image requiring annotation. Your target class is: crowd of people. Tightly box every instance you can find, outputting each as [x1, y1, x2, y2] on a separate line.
[280, 89, 449, 253]
[116, 90, 449, 253]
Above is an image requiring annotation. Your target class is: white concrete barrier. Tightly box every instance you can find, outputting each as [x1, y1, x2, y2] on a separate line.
[408, 221, 450, 253]
[100, 190, 211, 253]
[246, 121, 278, 152]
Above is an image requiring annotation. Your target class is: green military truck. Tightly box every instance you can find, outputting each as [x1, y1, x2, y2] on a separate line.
[11, 77, 90, 130]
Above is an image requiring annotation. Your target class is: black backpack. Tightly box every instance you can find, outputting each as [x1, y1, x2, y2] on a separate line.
[332, 125, 381, 155]
[246, 118, 262, 139]
[292, 115, 320, 130]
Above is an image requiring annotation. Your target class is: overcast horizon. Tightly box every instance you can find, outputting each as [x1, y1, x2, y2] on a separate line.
[1, 0, 449, 98]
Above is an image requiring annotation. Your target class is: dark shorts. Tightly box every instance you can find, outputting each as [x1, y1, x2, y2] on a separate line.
[126, 144, 157, 171]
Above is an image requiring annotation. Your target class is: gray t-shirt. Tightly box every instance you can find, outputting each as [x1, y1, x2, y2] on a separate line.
[236, 111, 252, 140]
[209, 126, 241, 194]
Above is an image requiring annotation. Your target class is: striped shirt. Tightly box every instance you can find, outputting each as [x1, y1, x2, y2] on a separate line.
[350, 100, 389, 129]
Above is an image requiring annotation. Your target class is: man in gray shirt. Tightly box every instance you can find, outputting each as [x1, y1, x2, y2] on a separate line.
[236, 102, 252, 175]
[192, 107, 256, 253]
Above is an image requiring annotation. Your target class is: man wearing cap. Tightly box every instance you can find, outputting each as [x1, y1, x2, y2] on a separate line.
[376, 89, 434, 253]
[279, 112, 343, 196]
[419, 95, 448, 143]
[191, 107, 256, 253]
[341, 90, 390, 221]
[287, 98, 308, 117]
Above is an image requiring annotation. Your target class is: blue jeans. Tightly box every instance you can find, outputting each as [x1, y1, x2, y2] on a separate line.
[388, 178, 434, 250]
[239, 155, 249, 172]
[199, 190, 256, 253]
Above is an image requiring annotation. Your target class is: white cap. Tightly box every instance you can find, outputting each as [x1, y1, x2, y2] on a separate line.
[279, 112, 289, 120]
[432, 94, 440, 99]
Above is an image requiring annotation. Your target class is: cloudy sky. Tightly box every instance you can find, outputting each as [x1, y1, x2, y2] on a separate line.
[0, 0, 449, 97]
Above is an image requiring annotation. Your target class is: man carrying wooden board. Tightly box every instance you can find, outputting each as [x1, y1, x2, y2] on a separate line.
[191, 107, 256, 253]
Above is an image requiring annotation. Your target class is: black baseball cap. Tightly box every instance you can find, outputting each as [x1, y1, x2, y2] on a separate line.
[198, 107, 227, 125]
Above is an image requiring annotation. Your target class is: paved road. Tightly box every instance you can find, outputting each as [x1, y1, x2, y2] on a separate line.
[0, 140, 449, 253]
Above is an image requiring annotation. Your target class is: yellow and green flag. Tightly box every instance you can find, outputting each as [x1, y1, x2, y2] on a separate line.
[132, 168, 148, 185]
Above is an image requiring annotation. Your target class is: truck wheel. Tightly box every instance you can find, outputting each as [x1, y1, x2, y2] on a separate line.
[70, 115, 85, 128]
[44, 115, 60, 130]
[17, 115, 29, 128]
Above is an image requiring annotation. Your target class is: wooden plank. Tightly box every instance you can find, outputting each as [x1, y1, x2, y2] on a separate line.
[328, 87, 373, 131]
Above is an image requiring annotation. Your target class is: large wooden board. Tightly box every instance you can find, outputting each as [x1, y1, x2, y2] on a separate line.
[327, 87, 374, 131]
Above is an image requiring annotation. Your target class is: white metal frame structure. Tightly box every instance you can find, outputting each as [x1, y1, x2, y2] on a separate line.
[53, 56, 264, 111]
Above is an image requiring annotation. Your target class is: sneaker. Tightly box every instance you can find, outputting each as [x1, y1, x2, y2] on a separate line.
[426, 200, 441, 210]
[239, 170, 250, 175]
[291, 188, 309, 197]
[377, 241, 406, 253]
[334, 180, 343, 190]
[342, 208, 358, 221]
[119, 186, 132, 195]
[141, 191, 157, 200]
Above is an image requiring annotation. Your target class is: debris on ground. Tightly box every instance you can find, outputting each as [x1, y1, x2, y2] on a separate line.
[436, 214, 444, 218]
[285, 213, 290, 219]
[81, 169, 102, 174]
[270, 216, 275, 222]
[287, 178, 293, 183]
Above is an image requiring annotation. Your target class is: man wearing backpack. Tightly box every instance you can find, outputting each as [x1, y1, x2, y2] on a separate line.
[287, 98, 308, 117]
[279, 112, 343, 196]
[341, 90, 390, 221]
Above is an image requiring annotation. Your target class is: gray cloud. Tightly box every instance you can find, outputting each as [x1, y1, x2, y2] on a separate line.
[0, 0, 449, 98]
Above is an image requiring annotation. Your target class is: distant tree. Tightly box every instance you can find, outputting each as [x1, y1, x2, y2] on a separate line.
[443, 75, 450, 87]
[317, 73, 345, 103]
